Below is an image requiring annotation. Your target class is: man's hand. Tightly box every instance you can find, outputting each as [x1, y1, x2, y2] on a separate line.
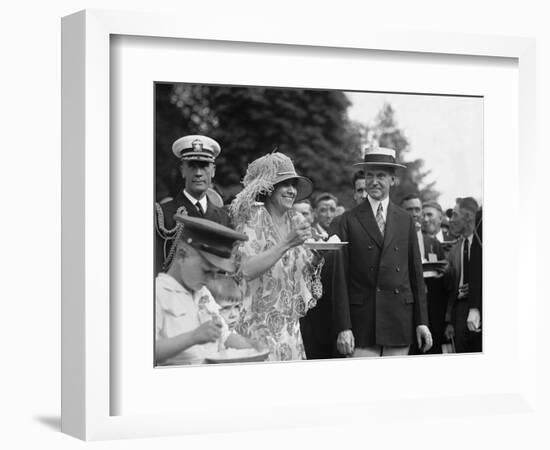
[416, 325, 433, 352]
[444, 323, 455, 341]
[457, 283, 469, 299]
[337, 330, 355, 356]
[466, 308, 481, 332]
[192, 320, 222, 345]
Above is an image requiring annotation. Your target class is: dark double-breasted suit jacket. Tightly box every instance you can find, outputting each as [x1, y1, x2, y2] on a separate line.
[154, 191, 232, 274]
[443, 230, 482, 353]
[332, 200, 428, 348]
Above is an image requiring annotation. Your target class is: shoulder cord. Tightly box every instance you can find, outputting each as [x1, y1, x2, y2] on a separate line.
[154, 202, 179, 237]
[162, 223, 184, 272]
[155, 202, 188, 270]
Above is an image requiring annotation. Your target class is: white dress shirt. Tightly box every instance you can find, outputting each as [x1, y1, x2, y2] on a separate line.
[367, 195, 390, 223]
[459, 234, 473, 287]
[417, 229, 426, 261]
[183, 189, 208, 214]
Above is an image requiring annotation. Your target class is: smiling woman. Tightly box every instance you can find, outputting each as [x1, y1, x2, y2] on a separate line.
[229, 152, 325, 361]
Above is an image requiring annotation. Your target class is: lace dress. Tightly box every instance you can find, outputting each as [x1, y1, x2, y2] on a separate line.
[235, 206, 320, 361]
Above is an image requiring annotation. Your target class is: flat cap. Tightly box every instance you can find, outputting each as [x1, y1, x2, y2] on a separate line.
[422, 201, 443, 213]
[174, 214, 248, 273]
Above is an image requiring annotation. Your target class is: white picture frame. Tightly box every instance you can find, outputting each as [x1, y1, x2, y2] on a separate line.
[61, 9, 536, 441]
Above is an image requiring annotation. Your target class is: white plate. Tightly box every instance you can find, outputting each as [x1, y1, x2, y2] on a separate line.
[204, 349, 270, 364]
[304, 241, 348, 250]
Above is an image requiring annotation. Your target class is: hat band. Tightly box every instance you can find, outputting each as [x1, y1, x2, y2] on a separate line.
[181, 153, 215, 161]
[363, 154, 399, 165]
[195, 242, 232, 259]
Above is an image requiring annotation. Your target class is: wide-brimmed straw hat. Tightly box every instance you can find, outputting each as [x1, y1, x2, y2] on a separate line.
[354, 144, 406, 169]
[230, 152, 312, 223]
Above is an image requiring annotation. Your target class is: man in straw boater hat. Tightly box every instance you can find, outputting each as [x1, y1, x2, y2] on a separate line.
[155, 135, 232, 274]
[331, 144, 432, 357]
[155, 214, 259, 366]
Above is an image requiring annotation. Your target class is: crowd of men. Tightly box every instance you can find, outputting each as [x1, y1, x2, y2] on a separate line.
[155, 134, 482, 363]
[294, 170, 482, 357]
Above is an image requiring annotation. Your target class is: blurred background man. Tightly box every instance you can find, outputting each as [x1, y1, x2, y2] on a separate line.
[444, 197, 482, 353]
[402, 193, 447, 354]
[422, 201, 444, 241]
[312, 192, 338, 240]
[352, 170, 368, 205]
[293, 199, 315, 226]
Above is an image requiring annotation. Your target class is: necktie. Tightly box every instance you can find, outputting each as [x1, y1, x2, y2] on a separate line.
[376, 203, 385, 237]
[462, 238, 470, 285]
[195, 201, 204, 216]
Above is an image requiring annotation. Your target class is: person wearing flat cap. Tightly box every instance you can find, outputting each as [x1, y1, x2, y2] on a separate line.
[155, 214, 259, 366]
[155, 135, 232, 275]
[332, 144, 432, 357]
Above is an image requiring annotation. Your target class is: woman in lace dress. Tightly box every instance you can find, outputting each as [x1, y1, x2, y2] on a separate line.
[231, 152, 323, 361]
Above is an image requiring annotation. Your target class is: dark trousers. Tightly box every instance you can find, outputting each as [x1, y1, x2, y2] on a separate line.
[453, 300, 482, 353]
[409, 278, 447, 355]
[300, 296, 335, 359]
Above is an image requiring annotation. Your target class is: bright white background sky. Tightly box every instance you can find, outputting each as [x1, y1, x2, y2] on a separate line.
[346, 92, 483, 210]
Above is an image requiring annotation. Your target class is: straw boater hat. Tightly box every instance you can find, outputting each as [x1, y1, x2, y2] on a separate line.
[354, 143, 406, 169]
[230, 152, 313, 223]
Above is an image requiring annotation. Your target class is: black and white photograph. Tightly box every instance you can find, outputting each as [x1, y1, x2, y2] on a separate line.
[153, 83, 483, 366]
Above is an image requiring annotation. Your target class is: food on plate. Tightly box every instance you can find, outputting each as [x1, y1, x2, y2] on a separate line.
[214, 348, 261, 359]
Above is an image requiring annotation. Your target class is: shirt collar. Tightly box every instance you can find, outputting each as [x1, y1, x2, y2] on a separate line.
[367, 195, 389, 217]
[157, 272, 188, 294]
[157, 273, 209, 303]
[183, 190, 208, 213]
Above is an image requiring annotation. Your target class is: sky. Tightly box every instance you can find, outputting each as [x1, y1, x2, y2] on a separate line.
[345, 92, 483, 210]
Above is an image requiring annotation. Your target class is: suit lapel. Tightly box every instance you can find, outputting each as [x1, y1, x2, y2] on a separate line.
[356, 201, 384, 248]
[204, 198, 218, 220]
[382, 201, 399, 252]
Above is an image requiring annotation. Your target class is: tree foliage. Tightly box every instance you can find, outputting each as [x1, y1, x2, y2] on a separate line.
[155, 86, 438, 208]
[367, 103, 439, 205]
[155, 83, 363, 207]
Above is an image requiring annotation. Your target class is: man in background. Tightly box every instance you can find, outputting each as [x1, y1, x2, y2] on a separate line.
[353, 170, 368, 205]
[402, 194, 447, 354]
[422, 201, 445, 242]
[312, 192, 338, 240]
[444, 197, 482, 353]
[293, 199, 315, 226]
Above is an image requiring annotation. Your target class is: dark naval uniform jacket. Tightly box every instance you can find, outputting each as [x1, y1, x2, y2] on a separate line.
[154, 191, 232, 274]
[332, 199, 428, 348]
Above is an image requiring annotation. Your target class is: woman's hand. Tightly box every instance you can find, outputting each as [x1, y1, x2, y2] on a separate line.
[284, 222, 312, 248]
